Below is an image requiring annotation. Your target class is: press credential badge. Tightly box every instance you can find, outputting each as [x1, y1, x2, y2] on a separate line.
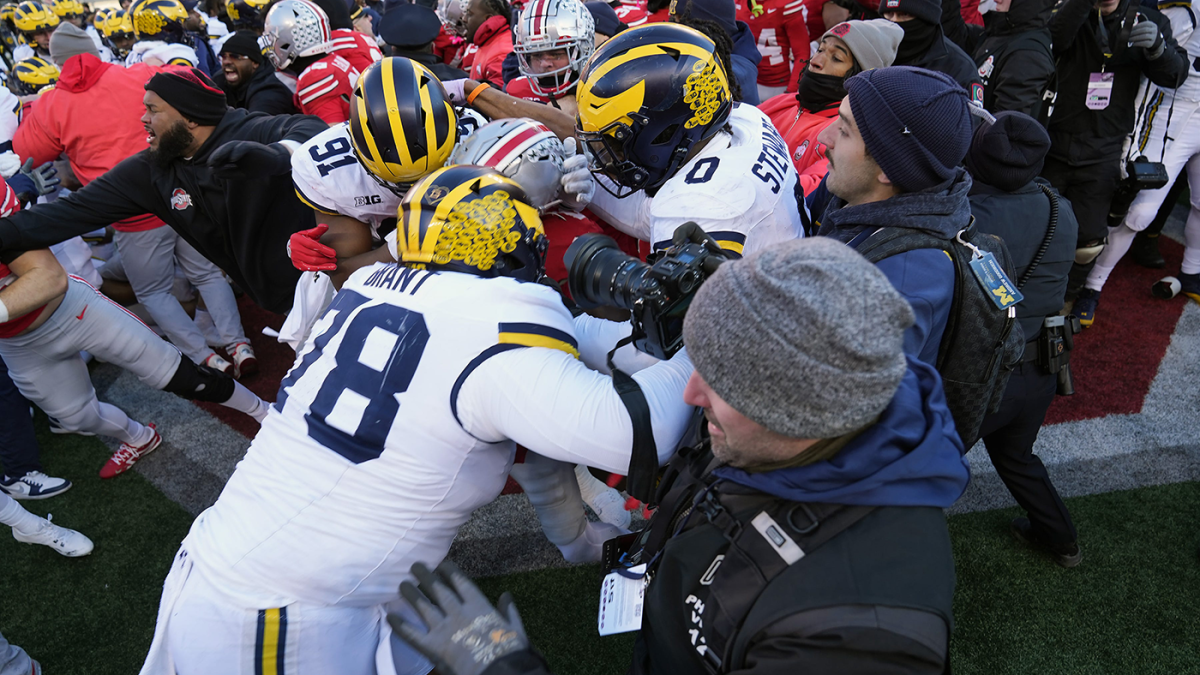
[599, 563, 647, 635]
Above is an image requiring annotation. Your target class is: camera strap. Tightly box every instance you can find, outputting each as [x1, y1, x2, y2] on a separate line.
[607, 336, 661, 505]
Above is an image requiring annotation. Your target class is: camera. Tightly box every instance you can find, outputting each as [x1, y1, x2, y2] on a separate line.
[565, 223, 728, 360]
[1108, 156, 1170, 227]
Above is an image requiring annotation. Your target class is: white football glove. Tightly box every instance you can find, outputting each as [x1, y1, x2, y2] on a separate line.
[442, 78, 468, 105]
[560, 137, 595, 211]
[0, 151, 21, 178]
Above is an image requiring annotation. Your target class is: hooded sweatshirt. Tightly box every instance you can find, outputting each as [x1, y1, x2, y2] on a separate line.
[818, 168, 971, 366]
[714, 356, 969, 506]
[14, 54, 167, 232]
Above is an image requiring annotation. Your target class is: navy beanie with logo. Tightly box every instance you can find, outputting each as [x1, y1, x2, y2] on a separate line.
[845, 65, 972, 193]
[964, 111, 1051, 192]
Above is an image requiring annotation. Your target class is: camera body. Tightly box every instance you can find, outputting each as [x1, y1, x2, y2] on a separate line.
[1109, 156, 1170, 227]
[565, 224, 727, 360]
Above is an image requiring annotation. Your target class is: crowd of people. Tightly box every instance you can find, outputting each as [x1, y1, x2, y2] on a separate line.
[0, 0, 1196, 670]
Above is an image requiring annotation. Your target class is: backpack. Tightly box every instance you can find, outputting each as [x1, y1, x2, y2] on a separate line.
[855, 219, 1025, 450]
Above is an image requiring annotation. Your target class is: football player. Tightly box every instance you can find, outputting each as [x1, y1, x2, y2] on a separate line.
[10, 1, 57, 62]
[98, 8, 136, 61]
[734, 0, 810, 98]
[0, 178, 270, 480]
[504, 0, 594, 116]
[137, 165, 695, 675]
[125, 0, 217, 74]
[225, 0, 269, 32]
[260, 0, 381, 124]
[577, 23, 806, 257]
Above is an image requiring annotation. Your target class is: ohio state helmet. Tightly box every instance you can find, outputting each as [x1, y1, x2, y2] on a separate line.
[259, 0, 331, 71]
[514, 0, 594, 97]
[435, 0, 466, 37]
[449, 118, 565, 211]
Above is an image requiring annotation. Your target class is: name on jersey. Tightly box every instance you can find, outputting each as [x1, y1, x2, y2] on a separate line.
[362, 264, 432, 294]
[355, 195, 383, 206]
[751, 119, 791, 195]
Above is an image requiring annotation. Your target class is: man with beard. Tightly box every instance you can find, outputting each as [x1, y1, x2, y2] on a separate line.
[218, 29, 296, 114]
[941, 0, 1056, 118]
[0, 68, 328, 314]
[880, 0, 981, 99]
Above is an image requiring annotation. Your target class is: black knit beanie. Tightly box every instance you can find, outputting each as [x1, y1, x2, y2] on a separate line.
[145, 68, 229, 126]
[220, 30, 265, 65]
[879, 0, 942, 25]
[845, 65, 972, 193]
[963, 111, 1050, 192]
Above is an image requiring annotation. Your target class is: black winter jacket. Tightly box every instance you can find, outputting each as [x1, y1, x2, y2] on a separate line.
[969, 178, 1079, 340]
[898, 27, 984, 95]
[0, 109, 328, 313]
[224, 63, 299, 116]
[943, 0, 1057, 116]
[1047, 0, 1188, 165]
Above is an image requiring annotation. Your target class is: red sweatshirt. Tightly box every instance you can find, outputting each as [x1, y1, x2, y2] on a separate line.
[758, 92, 838, 195]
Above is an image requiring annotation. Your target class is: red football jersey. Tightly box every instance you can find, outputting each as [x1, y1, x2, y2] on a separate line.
[736, 0, 810, 88]
[326, 28, 383, 74]
[613, 0, 647, 26]
[0, 177, 45, 338]
[295, 54, 360, 125]
[504, 76, 552, 103]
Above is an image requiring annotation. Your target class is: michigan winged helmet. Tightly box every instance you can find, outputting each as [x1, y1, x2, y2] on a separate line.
[575, 22, 732, 197]
[8, 54, 58, 95]
[128, 0, 188, 41]
[349, 57, 459, 193]
[393, 165, 548, 282]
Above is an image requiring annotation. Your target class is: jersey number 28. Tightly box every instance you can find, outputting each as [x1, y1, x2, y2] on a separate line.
[275, 290, 430, 464]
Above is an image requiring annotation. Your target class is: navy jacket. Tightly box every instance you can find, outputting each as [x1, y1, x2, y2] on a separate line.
[817, 169, 972, 366]
[730, 19, 762, 105]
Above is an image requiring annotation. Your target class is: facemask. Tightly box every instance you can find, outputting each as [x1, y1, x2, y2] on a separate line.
[894, 18, 939, 64]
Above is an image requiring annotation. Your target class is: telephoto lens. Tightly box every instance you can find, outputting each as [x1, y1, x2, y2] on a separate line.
[564, 234, 654, 310]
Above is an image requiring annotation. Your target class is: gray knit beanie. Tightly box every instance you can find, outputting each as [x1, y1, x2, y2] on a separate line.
[49, 22, 99, 67]
[683, 238, 915, 439]
[822, 19, 903, 72]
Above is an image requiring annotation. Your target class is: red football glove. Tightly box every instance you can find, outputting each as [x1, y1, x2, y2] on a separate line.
[288, 223, 337, 272]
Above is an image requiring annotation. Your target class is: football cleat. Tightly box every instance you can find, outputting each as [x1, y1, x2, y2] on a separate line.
[203, 352, 234, 376]
[99, 423, 161, 479]
[228, 341, 258, 378]
[1179, 272, 1200, 304]
[12, 513, 94, 557]
[1073, 288, 1099, 327]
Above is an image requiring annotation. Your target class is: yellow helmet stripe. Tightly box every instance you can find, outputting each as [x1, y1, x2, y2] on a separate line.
[401, 176, 435, 259]
[381, 58, 414, 169]
[418, 176, 501, 258]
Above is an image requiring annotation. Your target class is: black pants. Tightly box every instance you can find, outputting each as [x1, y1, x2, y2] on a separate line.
[978, 361, 1077, 546]
[1041, 156, 1121, 245]
[0, 355, 41, 478]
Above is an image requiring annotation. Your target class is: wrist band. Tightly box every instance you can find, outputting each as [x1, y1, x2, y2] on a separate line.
[467, 82, 491, 105]
[0, 297, 9, 324]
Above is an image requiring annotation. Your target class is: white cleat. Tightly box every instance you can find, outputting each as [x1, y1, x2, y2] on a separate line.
[12, 514, 94, 557]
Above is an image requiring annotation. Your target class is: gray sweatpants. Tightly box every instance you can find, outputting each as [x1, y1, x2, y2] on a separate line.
[0, 629, 36, 675]
[0, 278, 179, 445]
[114, 227, 247, 364]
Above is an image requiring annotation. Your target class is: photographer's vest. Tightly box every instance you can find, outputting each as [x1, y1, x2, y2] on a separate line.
[627, 447, 956, 675]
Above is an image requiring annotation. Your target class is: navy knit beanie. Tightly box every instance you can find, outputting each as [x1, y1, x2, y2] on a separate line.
[845, 66, 972, 193]
[879, 0, 941, 25]
[963, 111, 1050, 192]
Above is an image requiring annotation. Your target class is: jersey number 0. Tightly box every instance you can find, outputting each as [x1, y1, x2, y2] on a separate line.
[275, 290, 430, 464]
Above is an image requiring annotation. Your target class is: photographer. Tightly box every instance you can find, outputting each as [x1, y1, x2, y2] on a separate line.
[965, 111, 1082, 567]
[392, 238, 971, 675]
[1041, 0, 1188, 300]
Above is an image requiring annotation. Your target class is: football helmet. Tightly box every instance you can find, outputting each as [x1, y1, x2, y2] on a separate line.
[349, 57, 459, 195]
[449, 118, 564, 211]
[129, 0, 188, 41]
[435, 0, 466, 38]
[513, 0, 594, 97]
[575, 23, 731, 197]
[395, 165, 548, 282]
[47, 0, 84, 21]
[8, 55, 58, 95]
[226, 0, 269, 30]
[91, 6, 110, 28]
[259, 0, 331, 71]
[11, 2, 58, 36]
[100, 9, 135, 58]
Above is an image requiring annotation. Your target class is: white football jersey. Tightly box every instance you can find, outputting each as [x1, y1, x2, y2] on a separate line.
[292, 109, 489, 239]
[184, 266, 580, 608]
[588, 104, 806, 258]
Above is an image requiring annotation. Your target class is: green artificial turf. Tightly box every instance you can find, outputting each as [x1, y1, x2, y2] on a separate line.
[3, 423, 1199, 674]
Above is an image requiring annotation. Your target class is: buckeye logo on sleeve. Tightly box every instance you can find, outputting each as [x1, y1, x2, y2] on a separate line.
[171, 188, 193, 210]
